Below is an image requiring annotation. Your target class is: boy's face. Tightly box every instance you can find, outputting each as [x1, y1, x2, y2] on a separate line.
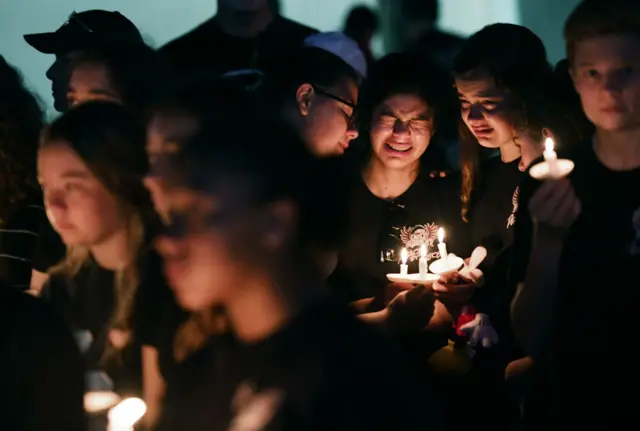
[571, 34, 640, 132]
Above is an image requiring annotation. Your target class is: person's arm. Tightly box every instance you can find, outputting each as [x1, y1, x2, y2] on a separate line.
[510, 180, 580, 358]
[511, 226, 566, 357]
[142, 346, 166, 429]
[28, 269, 49, 295]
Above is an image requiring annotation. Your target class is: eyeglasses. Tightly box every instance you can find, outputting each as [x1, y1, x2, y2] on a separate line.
[65, 11, 94, 33]
[311, 85, 356, 109]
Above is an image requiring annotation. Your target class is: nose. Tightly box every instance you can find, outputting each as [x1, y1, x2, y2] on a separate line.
[392, 120, 410, 140]
[467, 104, 485, 122]
[154, 234, 183, 259]
[44, 191, 67, 224]
[602, 72, 625, 95]
[345, 126, 359, 142]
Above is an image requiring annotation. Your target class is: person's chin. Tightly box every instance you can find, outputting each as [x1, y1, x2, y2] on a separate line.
[594, 112, 638, 132]
[475, 135, 502, 149]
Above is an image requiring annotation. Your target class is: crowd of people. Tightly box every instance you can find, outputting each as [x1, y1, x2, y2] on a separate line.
[0, 0, 639, 429]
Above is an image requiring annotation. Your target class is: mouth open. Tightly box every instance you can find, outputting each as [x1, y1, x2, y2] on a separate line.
[385, 142, 412, 153]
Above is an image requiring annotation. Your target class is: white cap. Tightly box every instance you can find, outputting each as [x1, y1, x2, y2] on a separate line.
[303, 31, 367, 78]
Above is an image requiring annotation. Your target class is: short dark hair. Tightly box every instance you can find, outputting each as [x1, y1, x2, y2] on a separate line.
[71, 41, 171, 115]
[261, 47, 361, 108]
[344, 6, 379, 36]
[564, 0, 640, 64]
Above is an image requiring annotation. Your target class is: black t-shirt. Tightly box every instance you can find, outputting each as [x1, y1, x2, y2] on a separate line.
[512, 142, 640, 419]
[0, 286, 85, 430]
[133, 255, 188, 383]
[0, 197, 54, 290]
[42, 248, 169, 394]
[157, 296, 443, 431]
[467, 157, 523, 328]
[331, 173, 471, 305]
[160, 15, 317, 78]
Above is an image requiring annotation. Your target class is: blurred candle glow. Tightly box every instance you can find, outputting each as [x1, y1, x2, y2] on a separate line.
[107, 398, 146, 431]
[437, 228, 448, 261]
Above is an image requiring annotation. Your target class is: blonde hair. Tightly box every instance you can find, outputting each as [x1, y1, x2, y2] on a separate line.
[49, 212, 145, 365]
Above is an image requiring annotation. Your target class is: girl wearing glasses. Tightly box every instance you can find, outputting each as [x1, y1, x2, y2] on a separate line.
[330, 52, 474, 344]
[263, 46, 360, 158]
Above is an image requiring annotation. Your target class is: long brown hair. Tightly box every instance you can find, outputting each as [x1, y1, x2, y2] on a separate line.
[43, 101, 156, 362]
[453, 24, 589, 221]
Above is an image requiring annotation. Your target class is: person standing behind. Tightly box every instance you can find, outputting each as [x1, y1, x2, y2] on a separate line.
[23, 10, 143, 113]
[160, 0, 317, 78]
[343, 5, 379, 70]
[511, 0, 640, 425]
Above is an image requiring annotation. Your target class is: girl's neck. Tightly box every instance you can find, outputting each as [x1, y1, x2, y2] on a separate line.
[594, 127, 640, 171]
[362, 157, 419, 200]
[90, 227, 134, 271]
[499, 139, 521, 163]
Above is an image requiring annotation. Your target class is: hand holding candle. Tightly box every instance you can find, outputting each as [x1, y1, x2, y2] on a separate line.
[530, 136, 574, 180]
[107, 398, 146, 431]
[418, 244, 428, 278]
[400, 248, 408, 275]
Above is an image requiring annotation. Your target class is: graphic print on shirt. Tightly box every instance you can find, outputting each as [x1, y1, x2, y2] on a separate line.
[398, 222, 441, 262]
[227, 381, 285, 431]
[628, 207, 640, 256]
[506, 186, 519, 229]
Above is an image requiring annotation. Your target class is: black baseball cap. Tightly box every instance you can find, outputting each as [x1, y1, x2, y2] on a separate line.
[24, 10, 143, 55]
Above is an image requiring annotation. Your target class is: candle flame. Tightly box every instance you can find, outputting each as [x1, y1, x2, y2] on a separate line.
[401, 248, 408, 264]
[420, 244, 427, 258]
[437, 227, 444, 243]
[108, 397, 147, 428]
[544, 137, 555, 153]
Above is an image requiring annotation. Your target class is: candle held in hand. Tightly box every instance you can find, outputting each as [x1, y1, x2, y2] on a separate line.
[418, 244, 428, 278]
[543, 137, 557, 161]
[437, 227, 448, 261]
[107, 398, 147, 431]
[400, 248, 408, 275]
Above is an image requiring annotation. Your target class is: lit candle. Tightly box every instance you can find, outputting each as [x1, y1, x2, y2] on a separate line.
[107, 398, 147, 431]
[400, 248, 408, 275]
[437, 227, 448, 261]
[543, 137, 558, 161]
[418, 244, 428, 278]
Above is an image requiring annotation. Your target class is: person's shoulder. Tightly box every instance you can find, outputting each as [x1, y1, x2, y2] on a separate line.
[160, 17, 216, 54]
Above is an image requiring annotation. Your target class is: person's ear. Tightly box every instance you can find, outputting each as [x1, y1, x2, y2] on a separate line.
[295, 83, 315, 116]
[259, 200, 298, 251]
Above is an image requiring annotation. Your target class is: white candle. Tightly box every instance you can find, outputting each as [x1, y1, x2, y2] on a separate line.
[418, 244, 428, 277]
[400, 248, 408, 275]
[107, 398, 147, 431]
[437, 227, 448, 261]
[543, 137, 558, 161]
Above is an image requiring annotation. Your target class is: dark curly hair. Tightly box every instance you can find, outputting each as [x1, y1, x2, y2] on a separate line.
[0, 56, 44, 222]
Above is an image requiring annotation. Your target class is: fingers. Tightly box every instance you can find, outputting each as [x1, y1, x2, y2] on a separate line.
[529, 179, 581, 229]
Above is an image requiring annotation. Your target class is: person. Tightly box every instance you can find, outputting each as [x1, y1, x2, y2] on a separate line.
[0, 283, 85, 430]
[160, 0, 317, 78]
[452, 23, 589, 428]
[343, 5, 379, 69]
[330, 52, 469, 314]
[401, 0, 465, 72]
[66, 41, 170, 113]
[510, 0, 640, 425]
[38, 102, 158, 395]
[0, 56, 48, 291]
[261, 38, 362, 158]
[152, 96, 442, 431]
[24, 9, 143, 112]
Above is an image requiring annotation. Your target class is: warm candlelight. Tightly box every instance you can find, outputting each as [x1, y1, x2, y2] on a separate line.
[543, 137, 558, 161]
[418, 244, 428, 278]
[437, 227, 448, 261]
[107, 398, 147, 431]
[400, 247, 408, 275]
